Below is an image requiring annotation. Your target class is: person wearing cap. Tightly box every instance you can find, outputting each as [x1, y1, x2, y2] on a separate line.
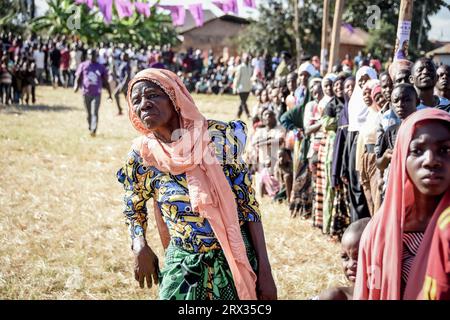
[74, 49, 112, 137]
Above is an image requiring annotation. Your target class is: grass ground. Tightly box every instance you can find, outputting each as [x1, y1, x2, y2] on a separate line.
[0, 86, 345, 299]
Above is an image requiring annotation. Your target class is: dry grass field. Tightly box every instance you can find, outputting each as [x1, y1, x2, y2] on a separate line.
[0, 86, 345, 299]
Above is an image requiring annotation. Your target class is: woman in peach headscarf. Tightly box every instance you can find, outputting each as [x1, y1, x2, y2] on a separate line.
[116, 68, 276, 300]
[354, 108, 450, 300]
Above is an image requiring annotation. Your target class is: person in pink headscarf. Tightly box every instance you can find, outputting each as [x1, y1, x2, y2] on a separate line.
[117, 68, 276, 300]
[354, 108, 450, 300]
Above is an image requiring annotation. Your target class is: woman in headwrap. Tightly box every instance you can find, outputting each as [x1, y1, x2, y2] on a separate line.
[288, 77, 322, 218]
[330, 76, 355, 239]
[354, 108, 450, 300]
[298, 79, 323, 219]
[313, 73, 337, 231]
[116, 68, 277, 300]
[346, 66, 377, 222]
[357, 79, 385, 216]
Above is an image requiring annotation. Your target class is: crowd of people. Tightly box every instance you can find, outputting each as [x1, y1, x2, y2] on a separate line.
[237, 52, 450, 299]
[2, 31, 449, 300]
[0, 33, 291, 108]
[243, 52, 450, 235]
[115, 49, 449, 300]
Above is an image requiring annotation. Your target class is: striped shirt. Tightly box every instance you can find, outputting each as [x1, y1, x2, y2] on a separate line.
[402, 232, 424, 289]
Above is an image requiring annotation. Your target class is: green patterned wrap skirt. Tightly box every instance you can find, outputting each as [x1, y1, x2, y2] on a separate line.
[158, 227, 258, 300]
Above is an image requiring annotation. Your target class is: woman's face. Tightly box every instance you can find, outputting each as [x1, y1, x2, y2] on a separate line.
[261, 89, 269, 104]
[363, 87, 373, 106]
[333, 79, 344, 98]
[312, 83, 323, 102]
[358, 74, 370, 89]
[322, 79, 334, 97]
[299, 71, 309, 87]
[406, 121, 450, 196]
[374, 92, 386, 110]
[131, 80, 178, 131]
[344, 79, 355, 99]
[287, 74, 297, 92]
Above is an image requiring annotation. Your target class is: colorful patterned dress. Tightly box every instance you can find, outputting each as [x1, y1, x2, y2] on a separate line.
[117, 120, 261, 300]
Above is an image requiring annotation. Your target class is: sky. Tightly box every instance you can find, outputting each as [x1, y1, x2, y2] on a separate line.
[428, 0, 450, 41]
[35, 0, 450, 42]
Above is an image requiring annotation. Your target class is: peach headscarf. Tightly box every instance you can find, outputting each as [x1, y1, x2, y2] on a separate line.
[354, 108, 450, 300]
[127, 68, 257, 300]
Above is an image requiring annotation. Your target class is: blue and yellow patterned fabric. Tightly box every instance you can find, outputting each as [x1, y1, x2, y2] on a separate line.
[117, 120, 261, 253]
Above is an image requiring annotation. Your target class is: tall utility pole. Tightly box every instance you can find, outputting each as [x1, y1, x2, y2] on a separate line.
[394, 0, 414, 60]
[328, 0, 345, 73]
[320, 0, 330, 75]
[417, 1, 427, 51]
[293, 0, 303, 66]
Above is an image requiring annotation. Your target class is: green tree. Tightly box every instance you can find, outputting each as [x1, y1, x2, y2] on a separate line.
[365, 20, 396, 60]
[238, 0, 322, 57]
[0, 0, 30, 33]
[238, 0, 450, 62]
[30, 0, 179, 47]
[344, 0, 450, 59]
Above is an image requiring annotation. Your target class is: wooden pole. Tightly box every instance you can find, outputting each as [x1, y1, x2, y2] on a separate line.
[328, 0, 345, 73]
[394, 0, 414, 61]
[417, 1, 427, 51]
[293, 0, 303, 66]
[320, 0, 330, 76]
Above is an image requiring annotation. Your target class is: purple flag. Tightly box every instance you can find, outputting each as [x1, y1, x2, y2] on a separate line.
[243, 0, 256, 8]
[98, 0, 113, 23]
[135, 2, 151, 18]
[160, 5, 186, 26]
[220, 0, 238, 14]
[342, 23, 355, 34]
[114, 0, 134, 19]
[188, 4, 204, 27]
[75, 0, 94, 9]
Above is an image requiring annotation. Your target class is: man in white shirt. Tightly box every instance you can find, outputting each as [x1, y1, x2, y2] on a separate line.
[33, 44, 45, 84]
[98, 42, 108, 66]
[233, 53, 253, 119]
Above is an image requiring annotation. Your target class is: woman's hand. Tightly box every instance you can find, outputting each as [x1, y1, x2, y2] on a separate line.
[132, 237, 160, 289]
[256, 266, 277, 300]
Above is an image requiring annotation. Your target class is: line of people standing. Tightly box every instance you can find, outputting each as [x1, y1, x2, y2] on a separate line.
[248, 54, 450, 242]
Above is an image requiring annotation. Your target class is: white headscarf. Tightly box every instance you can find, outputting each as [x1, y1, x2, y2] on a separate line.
[348, 66, 378, 132]
[298, 62, 319, 77]
[318, 73, 337, 112]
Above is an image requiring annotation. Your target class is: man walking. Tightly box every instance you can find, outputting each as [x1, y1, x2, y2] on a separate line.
[233, 53, 253, 119]
[74, 49, 112, 137]
[113, 52, 131, 116]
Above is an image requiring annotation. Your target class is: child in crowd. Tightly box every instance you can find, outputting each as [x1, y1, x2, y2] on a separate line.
[315, 217, 370, 300]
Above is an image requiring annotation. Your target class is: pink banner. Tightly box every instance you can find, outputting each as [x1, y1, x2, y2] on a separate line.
[214, 0, 238, 14]
[188, 3, 204, 27]
[243, 0, 256, 8]
[114, 0, 134, 19]
[75, 0, 94, 9]
[160, 5, 186, 26]
[135, 1, 151, 18]
[97, 0, 113, 23]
